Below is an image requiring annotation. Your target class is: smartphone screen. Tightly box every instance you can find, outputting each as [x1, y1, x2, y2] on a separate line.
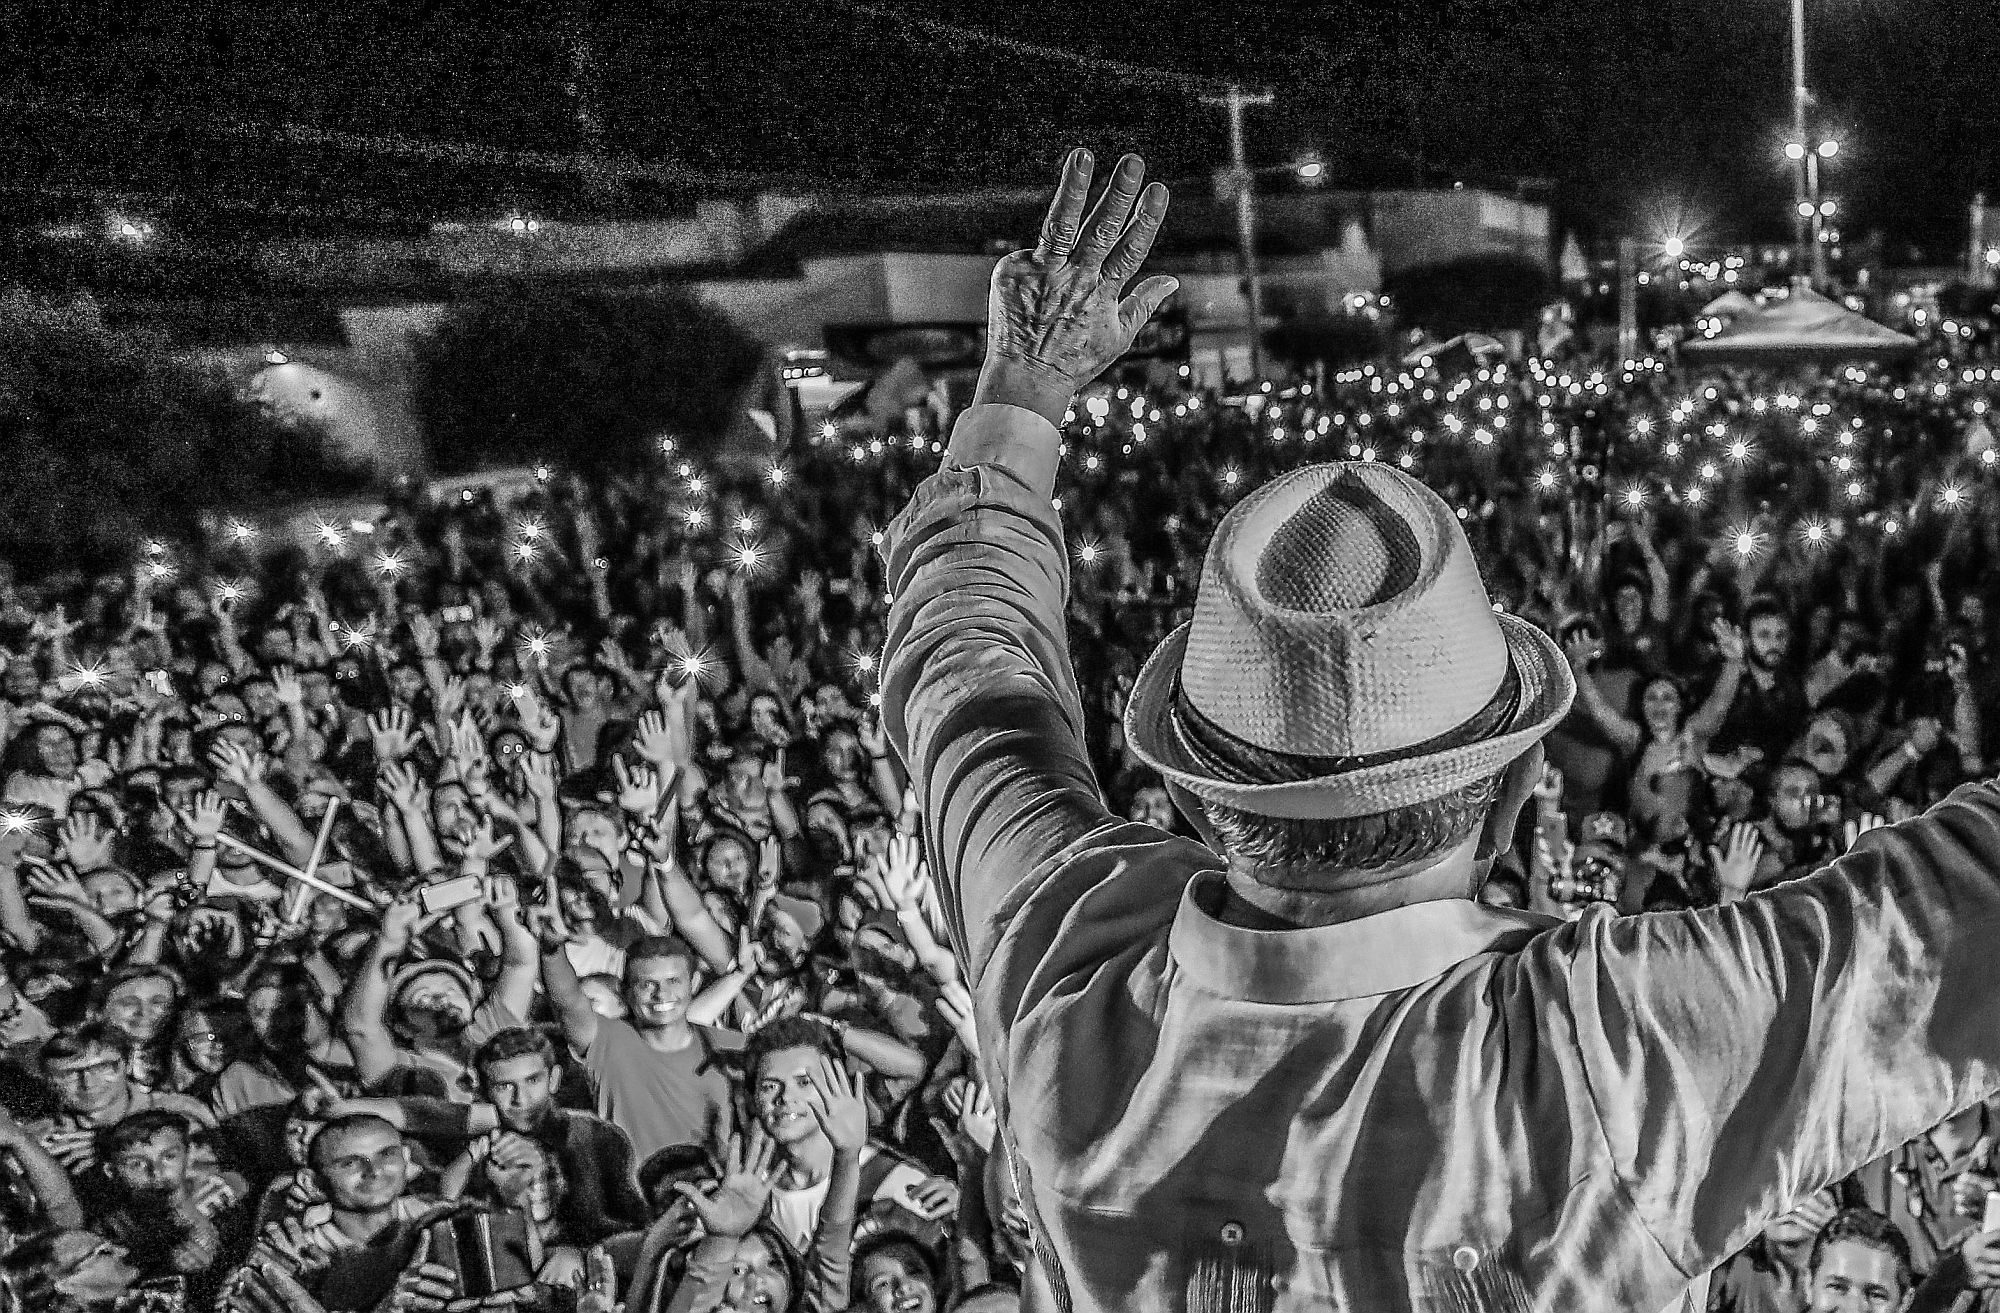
[419, 874, 484, 916]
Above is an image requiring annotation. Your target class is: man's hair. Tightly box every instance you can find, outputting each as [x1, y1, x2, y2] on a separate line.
[473, 1026, 557, 1077]
[98, 1108, 190, 1160]
[743, 1016, 845, 1085]
[40, 1020, 127, 1067]
[1201, 772, 1504, 879]
[1809, 1206, 1913, 1292]
[624, 934, 698, 978]
[1744, 596, 1790, 629]
[92, 963, 185, 1014]
[637, 1143, 718, 1201]
[307, 1112, 402, 1171]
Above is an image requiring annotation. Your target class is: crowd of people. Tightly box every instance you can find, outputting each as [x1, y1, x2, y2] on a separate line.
[0, 309, 1997, 1313]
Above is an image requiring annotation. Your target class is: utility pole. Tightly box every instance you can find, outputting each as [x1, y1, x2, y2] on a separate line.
[1203, 84, 1274, 381]
[562, 0, 618, 208]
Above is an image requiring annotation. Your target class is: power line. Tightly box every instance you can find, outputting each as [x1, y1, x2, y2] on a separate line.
[742, 0, 1237, 95]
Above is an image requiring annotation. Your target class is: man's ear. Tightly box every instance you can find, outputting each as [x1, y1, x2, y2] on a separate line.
[546, 1064, 563, 1097]
[1476, 743, 1545, 867]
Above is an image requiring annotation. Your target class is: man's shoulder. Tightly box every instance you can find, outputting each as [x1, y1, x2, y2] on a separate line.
[551, 1108, 634, 1154]
[586, 1015, 642, 1060]
[136, 1085, 218, 1127]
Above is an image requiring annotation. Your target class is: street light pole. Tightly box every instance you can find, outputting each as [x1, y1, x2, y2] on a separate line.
[1203, 84, 1275, 381]
[1790, 0, 1811, 286]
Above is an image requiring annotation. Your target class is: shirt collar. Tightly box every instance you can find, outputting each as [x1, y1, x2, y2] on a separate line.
[1168, 872, 1562, 1005]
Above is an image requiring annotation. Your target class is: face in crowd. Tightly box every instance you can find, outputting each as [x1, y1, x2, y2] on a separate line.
[622, 953, 693, 1032]
[393, 968, 475, 1043]
[753, 1044, 829, 1147]
[481, 1051, 561, 1134]
[312, 1119, 411, 1216]
[1807, 1237, 1910, 1313]
[102, 971, 178, 1048]
[858, 1241, 938, 1313]
[42, 1041, 130, 1120]
[1748, 612, 1791, 671]
[106, 1124, 191, 1197]
[716, 1229, 791, 1313]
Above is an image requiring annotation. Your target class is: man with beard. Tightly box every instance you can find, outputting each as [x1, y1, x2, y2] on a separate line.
[1714, 599, 1811, 769]
[446, 1027, 645, 1244]
[93, 1109, 245, 1301]
[339, 880, 538, 1103]
[539, 930, 739, 1164]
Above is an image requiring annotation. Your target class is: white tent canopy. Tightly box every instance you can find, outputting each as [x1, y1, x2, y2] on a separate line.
[1681, 288, 1917, 364]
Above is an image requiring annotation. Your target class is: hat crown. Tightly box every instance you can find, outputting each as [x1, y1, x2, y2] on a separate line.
[1181, 463, 1507, 758]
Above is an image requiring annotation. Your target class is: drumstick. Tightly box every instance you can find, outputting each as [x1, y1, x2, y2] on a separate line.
[283, 798, 344, 924]
[209, 831, 370, 909]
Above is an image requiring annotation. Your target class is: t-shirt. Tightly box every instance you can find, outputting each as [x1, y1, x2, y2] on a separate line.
[768, 1175, 833, 1254]
[581, 1018, 740, 1164]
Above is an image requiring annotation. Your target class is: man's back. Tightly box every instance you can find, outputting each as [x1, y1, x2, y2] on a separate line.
[980, 810, 2000, 1311]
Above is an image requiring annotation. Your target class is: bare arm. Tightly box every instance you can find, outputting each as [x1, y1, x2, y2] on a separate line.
[0, 1109, 83, 1228]
[539, 938, 600, 1054]
[339, 897, 426, 1089]
[1684, 631, 1747, 746]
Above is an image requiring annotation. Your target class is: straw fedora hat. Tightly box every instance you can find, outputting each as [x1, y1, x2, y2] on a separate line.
[1125, 462, 1574, 820]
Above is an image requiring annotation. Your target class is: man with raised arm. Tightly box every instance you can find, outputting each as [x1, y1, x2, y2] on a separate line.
[879, 147, 2000, 1311]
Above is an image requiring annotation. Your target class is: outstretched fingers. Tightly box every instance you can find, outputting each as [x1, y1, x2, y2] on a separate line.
[1075, 154, 1148, 270]
[1118, 274, 1181, 339]
[1033, 148, 1096, 266]
[1102, 181, 1171, 285]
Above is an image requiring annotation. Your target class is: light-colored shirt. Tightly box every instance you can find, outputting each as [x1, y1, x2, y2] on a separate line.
[881, 403, 2000, 1313]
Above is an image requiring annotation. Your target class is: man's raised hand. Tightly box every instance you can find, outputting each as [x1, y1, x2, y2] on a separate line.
[977, 149, 1175, 424]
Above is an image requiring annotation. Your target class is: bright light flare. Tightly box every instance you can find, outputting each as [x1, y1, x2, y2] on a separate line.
[1732, 526, 1764, 559]
[372, 550, 408, 578]
[226, 520, 256, 543]
[1940, 482, 1966, 510]
[65, 662, 106, 690]
[517, 518, 544, 542]
[1799, 519, 1830, 547]
[0, 811, 31, 835]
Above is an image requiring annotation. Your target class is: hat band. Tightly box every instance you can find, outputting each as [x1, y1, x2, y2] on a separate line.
[1168, 656, 1522, 789]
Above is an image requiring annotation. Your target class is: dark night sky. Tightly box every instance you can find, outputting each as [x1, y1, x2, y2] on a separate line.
[2, 0, 1996, 258]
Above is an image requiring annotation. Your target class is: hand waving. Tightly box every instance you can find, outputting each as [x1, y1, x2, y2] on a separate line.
[801, 1052, 870, 1154]
[981, 149, 1176, 419]
[1708, 822, 1766, 895]
[368, 708, 417, 763]
[673, 1130, 776, 1239]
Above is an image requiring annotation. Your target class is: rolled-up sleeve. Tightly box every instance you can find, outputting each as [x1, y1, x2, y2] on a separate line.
[1539, 782, 2000, 1277]
[878, 404, 1117, 1007]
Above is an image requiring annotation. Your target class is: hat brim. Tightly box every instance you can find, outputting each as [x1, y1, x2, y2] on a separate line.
[1124, 612, 1575, 820]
